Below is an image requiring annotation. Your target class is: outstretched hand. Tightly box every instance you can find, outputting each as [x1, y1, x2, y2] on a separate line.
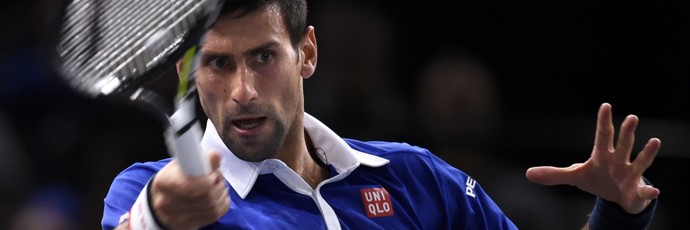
[526, 103, 661, 214]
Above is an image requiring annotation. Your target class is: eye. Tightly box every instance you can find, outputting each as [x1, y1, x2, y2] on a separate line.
[254, 51, 274, 64]
[206, 56, 231, 70]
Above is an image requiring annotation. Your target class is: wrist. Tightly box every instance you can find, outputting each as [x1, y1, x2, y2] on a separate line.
[128, 175, 170, 230]
[588, 178, 658, 230]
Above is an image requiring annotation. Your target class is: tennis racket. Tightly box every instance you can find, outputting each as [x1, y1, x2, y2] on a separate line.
[54, 0, 224, 176]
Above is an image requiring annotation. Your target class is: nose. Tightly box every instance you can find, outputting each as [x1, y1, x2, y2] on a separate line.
[230, 65, 258, 105]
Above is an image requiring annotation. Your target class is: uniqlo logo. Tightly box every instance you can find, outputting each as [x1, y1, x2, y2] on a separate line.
[360, 187, 394, 218]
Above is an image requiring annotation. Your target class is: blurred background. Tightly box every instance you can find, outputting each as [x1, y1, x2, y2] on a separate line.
[1, 0, 688, 229]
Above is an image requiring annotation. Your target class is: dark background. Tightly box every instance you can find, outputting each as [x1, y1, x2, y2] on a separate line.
[1, 0, 687, 229]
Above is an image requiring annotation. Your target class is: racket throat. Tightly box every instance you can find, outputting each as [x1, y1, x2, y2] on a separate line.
[165, 93, 210, 176]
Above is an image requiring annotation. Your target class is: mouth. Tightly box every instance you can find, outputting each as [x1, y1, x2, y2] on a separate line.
[231, 117, 267, 131]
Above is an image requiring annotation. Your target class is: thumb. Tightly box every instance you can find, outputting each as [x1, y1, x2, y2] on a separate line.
[208, 151, 222, 170]
[525, 165, 576, 186]
[639, 185, 661, 201]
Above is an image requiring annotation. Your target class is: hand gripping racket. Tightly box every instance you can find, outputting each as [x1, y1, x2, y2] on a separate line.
[54, 0, 224, 176]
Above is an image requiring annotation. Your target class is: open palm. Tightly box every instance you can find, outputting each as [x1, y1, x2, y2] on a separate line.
[526, 103, 661, 214]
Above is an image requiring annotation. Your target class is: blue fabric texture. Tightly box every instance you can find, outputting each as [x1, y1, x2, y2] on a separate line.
[588, 196, 657, 230]
[102, 139, 517, 229]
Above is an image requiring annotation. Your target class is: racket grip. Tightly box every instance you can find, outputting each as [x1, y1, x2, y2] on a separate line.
[165, 97, 211, 176]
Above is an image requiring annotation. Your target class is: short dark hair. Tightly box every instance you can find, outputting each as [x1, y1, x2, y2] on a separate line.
[221, 0, 308, 48]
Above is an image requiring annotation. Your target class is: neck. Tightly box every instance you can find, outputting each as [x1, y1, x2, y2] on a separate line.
[303, 132, 329, 188]
[275, 124, 328, 189]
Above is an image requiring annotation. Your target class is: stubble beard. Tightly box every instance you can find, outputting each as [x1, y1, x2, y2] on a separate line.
[221, 106, 288, 162]
[224, 124, 286, 162]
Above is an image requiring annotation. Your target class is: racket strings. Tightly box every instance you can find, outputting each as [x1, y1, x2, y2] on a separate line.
[60, 0, 189, 77]
[57, 0, 211, 96]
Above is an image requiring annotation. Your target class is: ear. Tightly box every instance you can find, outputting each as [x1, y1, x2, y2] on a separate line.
[299, 26, 318, 79]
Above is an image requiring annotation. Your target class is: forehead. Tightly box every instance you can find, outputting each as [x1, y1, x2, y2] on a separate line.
[202, 4, 288, 51]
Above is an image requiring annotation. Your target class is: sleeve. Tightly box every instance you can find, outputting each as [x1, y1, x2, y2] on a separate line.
[588, 197, 657, 230]
[588, 178, 658, 230]
[101, 162, 165, 229]
[427, 153, 518, 230]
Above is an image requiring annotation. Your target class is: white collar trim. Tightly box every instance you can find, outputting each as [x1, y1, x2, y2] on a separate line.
[200, 113, 389, 199]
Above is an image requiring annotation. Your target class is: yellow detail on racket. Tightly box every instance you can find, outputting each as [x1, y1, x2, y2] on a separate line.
[178, 46, 198, 99]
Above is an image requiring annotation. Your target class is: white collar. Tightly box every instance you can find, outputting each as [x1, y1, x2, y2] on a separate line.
[200, 113, 389, 199]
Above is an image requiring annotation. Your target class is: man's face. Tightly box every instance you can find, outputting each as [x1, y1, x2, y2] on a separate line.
[193, 5, 314, 162]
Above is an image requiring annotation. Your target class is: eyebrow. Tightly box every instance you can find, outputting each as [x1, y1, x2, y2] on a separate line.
[200, 50, 233, 61]
[243, 41, 280, 58]
[200, 41, 280, 60]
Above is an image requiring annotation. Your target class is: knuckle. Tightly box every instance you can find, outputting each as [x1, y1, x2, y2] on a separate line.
[153, 196, 172, 213]
[214, 202, 229, 218]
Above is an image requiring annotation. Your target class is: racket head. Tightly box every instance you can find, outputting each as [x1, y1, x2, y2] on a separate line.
[54, 0, 224, 99]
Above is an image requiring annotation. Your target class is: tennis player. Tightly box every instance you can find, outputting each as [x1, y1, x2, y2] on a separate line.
[102, 0, 660, 229]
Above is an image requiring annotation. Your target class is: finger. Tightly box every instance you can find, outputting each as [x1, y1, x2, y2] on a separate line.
[212, 189, 230, 217]
[154, 194, 208, 220]
[594, 103, 615, 152]
[176, 189, 229, 225]
[209, 173, 227, 200]
[633, 138, 661, 173]
[525, 165, 579, 186]
[209, 151, 222, 170]
[614, 115, 639, 161]
[639, 184, 661, 201]
[188, 179, 227, 211]
[217, 196, 231, 217]
[153, 160, 184, 193]
[171, 182, 225, 211]
[168, 170, 222, 200]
